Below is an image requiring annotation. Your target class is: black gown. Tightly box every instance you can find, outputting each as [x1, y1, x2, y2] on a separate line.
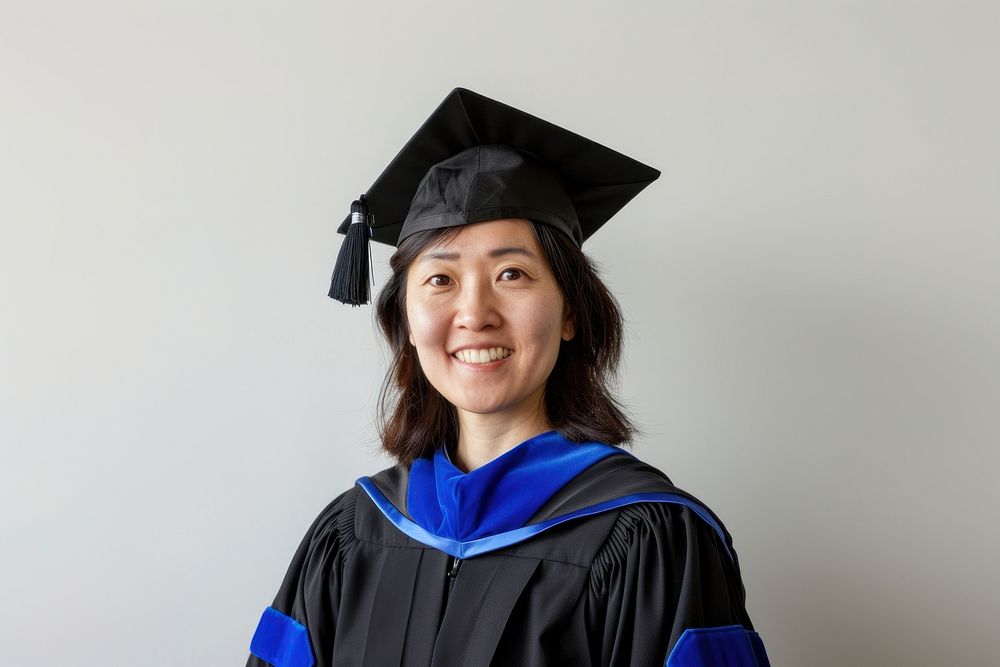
[246, 441, 769, 666]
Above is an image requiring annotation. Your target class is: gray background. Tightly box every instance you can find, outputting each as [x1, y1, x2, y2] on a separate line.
[2, 1, 998, 665]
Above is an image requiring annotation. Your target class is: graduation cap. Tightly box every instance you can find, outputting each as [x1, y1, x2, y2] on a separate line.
[329, 87, 661, 305]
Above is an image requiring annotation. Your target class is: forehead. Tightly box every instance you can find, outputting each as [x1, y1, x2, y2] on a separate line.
[416, 218, 540, 259]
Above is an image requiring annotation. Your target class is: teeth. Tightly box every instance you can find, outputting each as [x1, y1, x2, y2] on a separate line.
[455, 347, 512, 364]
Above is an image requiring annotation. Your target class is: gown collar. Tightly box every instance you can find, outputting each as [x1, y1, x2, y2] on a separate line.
[406, 430, 623, 542]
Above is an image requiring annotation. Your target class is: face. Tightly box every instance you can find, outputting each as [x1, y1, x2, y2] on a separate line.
[405, 218, 574, 422]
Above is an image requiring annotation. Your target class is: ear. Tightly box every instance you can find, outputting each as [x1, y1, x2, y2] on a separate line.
[561, 308, 575, 341]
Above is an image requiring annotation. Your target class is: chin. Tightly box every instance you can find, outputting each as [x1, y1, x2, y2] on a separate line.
[451, 399, 510, 416]
[445, 390, 515, 416]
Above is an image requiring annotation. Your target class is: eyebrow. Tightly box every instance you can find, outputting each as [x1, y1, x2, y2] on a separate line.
[419, 246, 538, 262]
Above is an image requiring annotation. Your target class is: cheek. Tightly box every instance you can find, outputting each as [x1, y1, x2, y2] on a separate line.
[519, 299, 566, 354]
[406, 298, 448, 348]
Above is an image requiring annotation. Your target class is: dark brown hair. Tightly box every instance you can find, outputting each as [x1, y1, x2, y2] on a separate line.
[375, 220, 636, 466]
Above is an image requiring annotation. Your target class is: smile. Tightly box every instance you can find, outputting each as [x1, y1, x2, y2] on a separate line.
[452, 347, 513, 364]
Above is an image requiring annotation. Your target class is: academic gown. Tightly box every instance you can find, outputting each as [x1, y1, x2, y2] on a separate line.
[246, 431, 770, 666]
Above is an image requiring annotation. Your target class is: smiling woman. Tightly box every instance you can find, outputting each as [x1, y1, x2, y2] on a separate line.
[404, 220, 576, 464]
[246, 88, 771, 667]
[377, 217, 633, 471]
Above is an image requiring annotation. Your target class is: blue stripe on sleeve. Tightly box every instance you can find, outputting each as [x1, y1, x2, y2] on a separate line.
[665, 625, 771, 666]
[249, 606, 315, 667]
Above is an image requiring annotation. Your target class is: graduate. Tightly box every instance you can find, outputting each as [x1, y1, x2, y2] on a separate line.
[247, 87, 771, 667]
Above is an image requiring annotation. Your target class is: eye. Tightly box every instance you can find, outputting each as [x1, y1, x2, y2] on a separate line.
[499, 268, 522, 281]
[428, 274, 452, 287]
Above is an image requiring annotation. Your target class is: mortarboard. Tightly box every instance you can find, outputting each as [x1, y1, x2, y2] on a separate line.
[329, 87, 661, 305]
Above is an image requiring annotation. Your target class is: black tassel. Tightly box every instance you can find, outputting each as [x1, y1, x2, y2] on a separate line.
[328, 196, 373, 305]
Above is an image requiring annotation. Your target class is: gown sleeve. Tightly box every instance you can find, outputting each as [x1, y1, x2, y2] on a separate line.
[246, 488, 358, 667]
[585, 501, 768, 667]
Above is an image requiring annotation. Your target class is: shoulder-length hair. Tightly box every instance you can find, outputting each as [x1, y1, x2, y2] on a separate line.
[374, 220, 636, 466]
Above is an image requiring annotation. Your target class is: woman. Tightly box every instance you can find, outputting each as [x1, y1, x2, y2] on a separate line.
[247, 88, 770, 667]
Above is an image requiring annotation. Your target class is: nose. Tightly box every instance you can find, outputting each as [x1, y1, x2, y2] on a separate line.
[454, 277, 501, 331]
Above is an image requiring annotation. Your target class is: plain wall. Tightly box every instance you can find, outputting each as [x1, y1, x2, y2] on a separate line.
[2, 1, 998, 665]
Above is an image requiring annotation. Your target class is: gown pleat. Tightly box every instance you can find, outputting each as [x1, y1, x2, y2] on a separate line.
[400, 549, 449, 665]
[361, 548, 422, 666]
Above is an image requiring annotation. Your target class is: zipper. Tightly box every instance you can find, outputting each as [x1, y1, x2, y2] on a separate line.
[446, 555, 463, 598]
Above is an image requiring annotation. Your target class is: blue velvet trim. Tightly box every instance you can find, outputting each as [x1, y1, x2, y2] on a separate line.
[407, 431, 624, 541]
[356, 477, 735, 562]
[665, 625, 771, 667]
[249, 606, 315, 667]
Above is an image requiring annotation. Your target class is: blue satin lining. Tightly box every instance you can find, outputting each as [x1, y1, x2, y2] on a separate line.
[357, 477, 735, 562]
[407, 430, 623, 541]
[665, 625, 771, 666]
[249, 606, 315, 667]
